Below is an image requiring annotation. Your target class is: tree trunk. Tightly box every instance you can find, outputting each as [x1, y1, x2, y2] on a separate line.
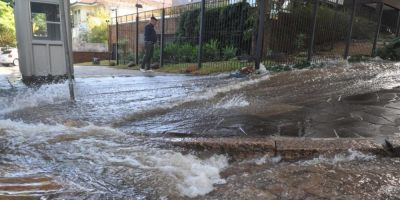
[262, 0, 271, 60]
[252, 0, 271, 59]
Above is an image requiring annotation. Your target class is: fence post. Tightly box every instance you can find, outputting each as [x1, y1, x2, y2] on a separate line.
[330, 0, 339, 50]
[396, 10, 400, 37]
[307, 0, 319, 62]
[197, 0, 206, 69]
[136, 14, 139, 65]
[371, 2, 384, 57]
[60, 0, 75, 101]
[108, 24, 111, 64]
[115, 11, 119, 65]
[344, 0, 357, 59]
[160, 8, 165, 68]
[255, 0, 266, 70]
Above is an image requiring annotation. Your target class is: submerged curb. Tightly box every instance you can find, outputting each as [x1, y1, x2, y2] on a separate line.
[167, 137, 400, 159]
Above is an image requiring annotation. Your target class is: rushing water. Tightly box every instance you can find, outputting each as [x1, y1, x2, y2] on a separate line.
[1, 62, 400, 199]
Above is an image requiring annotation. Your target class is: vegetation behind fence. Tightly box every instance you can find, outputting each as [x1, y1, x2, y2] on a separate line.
[109, 0, 398, 73]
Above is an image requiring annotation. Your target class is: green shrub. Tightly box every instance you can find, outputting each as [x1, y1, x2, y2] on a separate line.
[178, 43, 197, 62]
[0, 1, 16, 46]
[163, 42, 197, 63]
[176, 2, 253, 53]
[295, 34, 306, 51]
[152, 45, 161, 62]
[127, 51, 135, 62]
[223, 45, 237, 60]
[377, 37, 400, 61]
[203, 39, 220, 61]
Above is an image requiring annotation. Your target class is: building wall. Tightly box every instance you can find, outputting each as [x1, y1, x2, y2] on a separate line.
[73, 51, 109, 63]
[108, 18, 178, 54]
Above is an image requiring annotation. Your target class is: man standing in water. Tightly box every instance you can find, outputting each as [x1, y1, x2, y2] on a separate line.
[140, 16, 158, 72]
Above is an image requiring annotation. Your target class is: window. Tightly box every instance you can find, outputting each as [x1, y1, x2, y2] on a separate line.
[31, 2, 61, 41]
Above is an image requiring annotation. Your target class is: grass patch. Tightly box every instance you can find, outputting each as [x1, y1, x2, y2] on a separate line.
[75, 60, 141, 70]
[159, 60, 251, 75]
[263, 60, 311, 72]
[76, 59, 254, 75]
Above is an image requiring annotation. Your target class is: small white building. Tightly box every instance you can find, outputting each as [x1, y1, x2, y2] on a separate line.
[14, 0, 73, 84]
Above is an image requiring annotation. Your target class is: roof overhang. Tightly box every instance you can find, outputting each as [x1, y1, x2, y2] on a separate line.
[383, 0, 400, 10]
[70, 2, 98, 7]
[342, 0, 400, 10]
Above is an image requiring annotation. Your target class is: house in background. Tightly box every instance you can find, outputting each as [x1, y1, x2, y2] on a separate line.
[70, 0, 108, 61]
[69, 0, 171, 63]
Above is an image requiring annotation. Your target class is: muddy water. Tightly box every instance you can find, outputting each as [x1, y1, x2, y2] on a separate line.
[0, 62, 400, 199]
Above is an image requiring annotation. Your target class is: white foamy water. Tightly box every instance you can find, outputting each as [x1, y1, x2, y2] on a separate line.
[149, 153, 228, 198]
[121, 75, 270, 120]
[214, 95, 250, 109]
[300, 149, 375, 165]
[241, 155, 282, 165]
[0, 119, 228, 197]
[0, 83, 69, 115]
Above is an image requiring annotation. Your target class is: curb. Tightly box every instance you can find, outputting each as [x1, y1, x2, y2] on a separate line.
[166, 137, 400, 159]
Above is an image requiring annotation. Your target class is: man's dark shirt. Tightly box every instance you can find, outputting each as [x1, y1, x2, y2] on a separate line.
[144, 23, 157, 43]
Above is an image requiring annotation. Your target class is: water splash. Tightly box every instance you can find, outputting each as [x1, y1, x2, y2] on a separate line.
[0, 83, 69, 115]
[301, 149, 375, 165]
[119, 75, 270, 123]
[0, 119, 229, 198]
[214, 95, 250, 109]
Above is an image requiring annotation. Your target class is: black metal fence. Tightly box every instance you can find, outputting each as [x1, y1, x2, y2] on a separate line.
[109, 0, 399, 71]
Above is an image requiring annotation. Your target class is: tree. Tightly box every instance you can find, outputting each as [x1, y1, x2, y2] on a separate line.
[86, 7, 109, 43]
[0, 1, 16, 46]
[0, 0, 14, 7]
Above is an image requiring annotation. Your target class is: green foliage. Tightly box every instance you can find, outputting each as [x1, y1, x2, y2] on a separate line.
[377, 37, 400, 61]
[223, 45, 237, 60]
[87, 7, 109, 43]
[117, 38, 129, 64]
[164, 42, 197, 63]
[0, 1, 16, 46]
[127, 51, 135, 62]
[176, 2, 253, 52]
[203, 39, 220, 61]
[32, 13, 47, 37]
[265, 64, 292, 72]
[295, 34, 306, 51]
[176, 9, 200, 43]
[269, 3, 376, 53]
[292, 60, 311, 69]
[161, 40, 235, 64]
[88, 25, 108, 43]
[177, 43, 197, 62]
[0, 0, 13, 7]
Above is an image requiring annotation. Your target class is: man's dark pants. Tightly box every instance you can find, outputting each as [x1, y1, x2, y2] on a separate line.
[141, 41, 154, 70]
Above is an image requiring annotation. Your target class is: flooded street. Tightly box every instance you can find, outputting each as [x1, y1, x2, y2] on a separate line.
[1, 63, 400, 199]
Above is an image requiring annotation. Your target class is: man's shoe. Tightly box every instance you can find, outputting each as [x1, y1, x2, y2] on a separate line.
[140, 68, 146, 72]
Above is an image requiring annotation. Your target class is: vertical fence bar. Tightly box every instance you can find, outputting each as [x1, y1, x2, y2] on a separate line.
[197, 0, 206, 69]
[108, 24, 111, 63]
[396, 10, 400, 37]
[136, 13, 139, 65]
[371, 2, 384, 57]
[60, 0, 75, 101]
[255, 0, 266, 69]
[115, 10, 119, 65]
[344, 0, 357, 59]
[307, 0, 319, 62]
[160, 8, 165, 67]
